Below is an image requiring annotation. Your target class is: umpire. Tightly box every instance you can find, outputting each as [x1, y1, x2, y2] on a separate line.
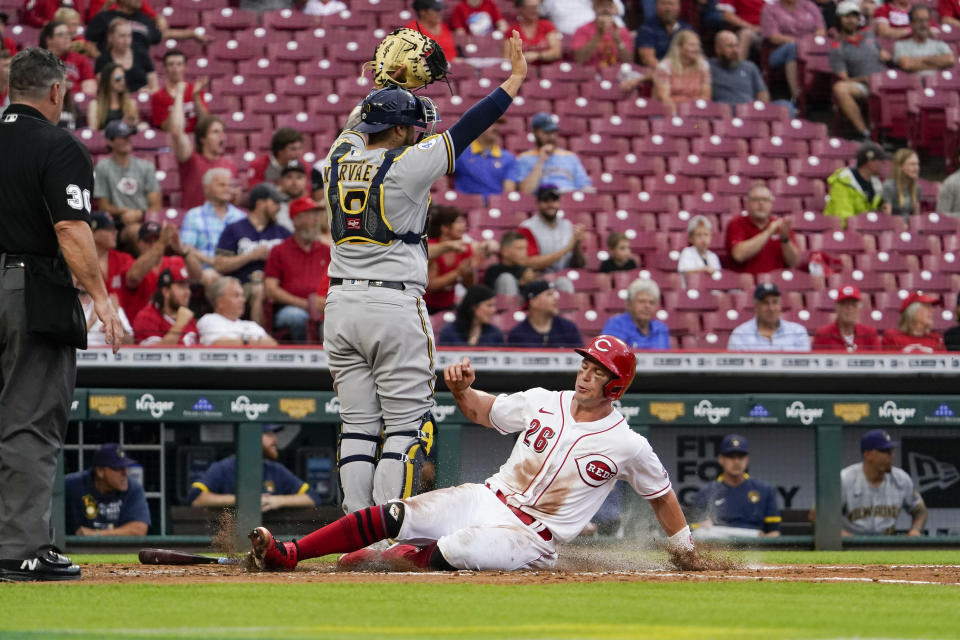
[0, 48, 123, 582]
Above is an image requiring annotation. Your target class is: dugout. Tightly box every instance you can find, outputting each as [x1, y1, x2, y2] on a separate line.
[60, 346, 960, 552]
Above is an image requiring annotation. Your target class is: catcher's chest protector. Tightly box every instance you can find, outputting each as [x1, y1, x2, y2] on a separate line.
[327, 142, 423, 247]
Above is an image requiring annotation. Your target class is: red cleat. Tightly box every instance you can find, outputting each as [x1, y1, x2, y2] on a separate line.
[337, 544, 420, 571]
[249, 527, 298, 571]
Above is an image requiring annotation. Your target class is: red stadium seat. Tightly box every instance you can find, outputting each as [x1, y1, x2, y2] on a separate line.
[770, 118, 829, 142]
[619, 96, 669, 119]
[211, 75, 272, 97]
[633, 135, 689, 159]
[707, 175, 753, 199]
[734, 101, 791, 123]
[565, 310, 607, 337]
[855, 251, 918, 273]
[922, 252, 960, 274]
[614, 192, 679, 214]
[690, 135, 748, 160]
[665, 288, 721, 312]
[906, 87, 958, 156]
[878, 231, 940, 255]
[845, 211, 906, 234]
[677, 100, 732, 121]
[770, 176, 825, 201]
[809, 137, 861, 162]
[651, 116, 710, 140]
[130, 129, 170, 151]
[897, 271, 959, 293]
[540, 63, 597, 83]
[554, 96, 615, 119]
[204, 6, 259, 31]
[590, 116, 650, 138]
[680, 193, 739, 218]
[656, 310, 701, 336]
[223, 112, 273, 133]
[682, 271, 754, 292]
[582, 79, 634, 102]
[668, 155, 726, 179]
[262, 8, 312, 30]
[75, 128, 108, 156]
[868, 70, 922, 140]
[828, 269, 896, 293]
[789, 155, 845, 181]
[757, 269, 823, 293]
[712, 118, 770, 142]
[643, 173, 704, 196]
[660, 209, 718, 232]
[727, 155, 785, 180]
[245, 93, 303, 115]
[910, 212, 960, 236]
[236, 58, 298, 78]
[185, 56, 234, 80]
[208, 38, 266, 62]
[608, 154, 665, 178]
[570, 135, 629, 157]
[752, 137, 807, 160]
[524, 77, 575, 101]
[808, 229, 872, 254]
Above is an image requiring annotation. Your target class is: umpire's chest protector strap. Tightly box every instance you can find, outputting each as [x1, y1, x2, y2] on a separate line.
[328, 142, 424, 246]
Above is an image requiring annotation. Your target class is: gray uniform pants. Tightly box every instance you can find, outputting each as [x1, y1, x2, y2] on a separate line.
[0, 266, 76, 559]
[324, 283, 435, 513]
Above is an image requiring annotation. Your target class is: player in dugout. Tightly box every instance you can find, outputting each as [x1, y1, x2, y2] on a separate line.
[250, 335, 702, 572]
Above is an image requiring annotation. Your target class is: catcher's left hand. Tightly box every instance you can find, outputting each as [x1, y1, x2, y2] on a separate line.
[370, 28, 448, 90]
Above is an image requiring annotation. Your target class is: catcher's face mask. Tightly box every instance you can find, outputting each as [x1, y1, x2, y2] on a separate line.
[415, 96, 440, 143]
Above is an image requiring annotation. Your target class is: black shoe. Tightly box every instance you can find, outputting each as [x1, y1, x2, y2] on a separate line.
[0, 545, 81, 582]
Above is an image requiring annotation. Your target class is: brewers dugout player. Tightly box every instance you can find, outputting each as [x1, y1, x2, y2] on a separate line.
[320, 33, 528, 513]
[0, 48, 123, 582]
[841, 429, 927, 536]
[690, 434, 781, 539]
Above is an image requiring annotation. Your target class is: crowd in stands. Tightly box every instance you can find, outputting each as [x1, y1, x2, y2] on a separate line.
[3, 0, 960, 352]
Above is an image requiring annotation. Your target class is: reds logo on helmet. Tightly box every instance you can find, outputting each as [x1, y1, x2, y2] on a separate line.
[574, 335, 636, 401]
[576, 454, 619, 487]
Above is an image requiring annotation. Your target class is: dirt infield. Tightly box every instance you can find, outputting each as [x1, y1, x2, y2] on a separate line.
[74, 562, 960, 586]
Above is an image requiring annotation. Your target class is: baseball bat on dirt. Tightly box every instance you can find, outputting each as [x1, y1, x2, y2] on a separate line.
[138, 548, 243, 566]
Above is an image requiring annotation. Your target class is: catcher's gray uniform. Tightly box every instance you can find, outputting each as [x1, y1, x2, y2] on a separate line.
[320, 128, 454, 513]
[840, 463, 925, 535]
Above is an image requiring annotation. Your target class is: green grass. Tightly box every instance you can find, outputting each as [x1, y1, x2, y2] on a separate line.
[2, 551, 957, 640]
[1, 582, 958, 640]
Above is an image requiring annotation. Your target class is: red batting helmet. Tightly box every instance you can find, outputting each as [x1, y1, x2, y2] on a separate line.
[574, 335, 636, 401]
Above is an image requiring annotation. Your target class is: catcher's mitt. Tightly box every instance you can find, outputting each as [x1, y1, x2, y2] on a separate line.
[370, 28, 448, 90]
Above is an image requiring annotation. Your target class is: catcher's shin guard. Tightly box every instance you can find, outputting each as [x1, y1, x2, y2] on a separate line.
[373, 411, 435, 504]
[338, 422, 382, 513]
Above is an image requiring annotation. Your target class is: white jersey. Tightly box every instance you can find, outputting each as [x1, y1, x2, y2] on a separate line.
[840, 462, 924, 535]
[485, 388, 672, 543]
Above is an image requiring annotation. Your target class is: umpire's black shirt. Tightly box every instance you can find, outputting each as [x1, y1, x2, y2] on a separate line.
[0, 104, 93, 256]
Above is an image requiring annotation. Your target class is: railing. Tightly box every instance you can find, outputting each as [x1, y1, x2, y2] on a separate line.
[60, 389, 960, 551]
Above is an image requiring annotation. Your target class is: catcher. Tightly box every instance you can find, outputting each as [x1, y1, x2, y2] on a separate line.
[317, 32, 528, 517]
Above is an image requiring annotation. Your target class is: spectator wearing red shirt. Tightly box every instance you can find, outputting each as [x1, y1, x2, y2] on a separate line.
[172, 114, 238, 210]
[882, 291, 946, 353]
[725, 183, 800, 276]
[875, 0, 938, 40]
[151, 49, 208, 133]
[450, 0, 508, 36]
[264, 196, 330, 343]
[572, 0, 634, 69]
[812, 285, 881, 351]
[0, 48, 10, 110]
[941, 0, 960, 28]
[39, 20, 96, 97]
[406, 0, 458, 61]
[132, 266, 199, 345]
[506, 0, 562, 63]
[246, 128, 304, 191]
[122, 221, 202, 320]
[1, 12, 16, 56]
[425, 206, 477, 314]
[717, 0, 766, 62]
[91, 212, 134, 300]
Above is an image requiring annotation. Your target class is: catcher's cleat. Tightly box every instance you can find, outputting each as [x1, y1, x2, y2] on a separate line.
[248, 527, 298, 571]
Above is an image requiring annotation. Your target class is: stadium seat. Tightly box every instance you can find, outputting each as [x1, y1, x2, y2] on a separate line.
[727, 156, 785, 180]
[857, 249, 920, 273]
[643, 173, 704, 196]
[554, 96, 615, 119]
[570, 135, 630, 157]
[752, 137, 807, 160]
[712, 118, 770, 142]
[770, 176, 825, 202]
[788, 155, 845, 181]
[707, 175, 753, 199]
[679, 193, 738, 218]
[910, 212, 960, 237]
[633, 135, 689, 159]
[808, 137, 860, 162]
[868, 70, 922, 140]
[614, 192, 679, 215]
[906, 87, 957, 156]
[770, 118, 829, 143]
[619, 96, 668, 119]
[236, 57, 297, 78]
[204, 6, 259, 31]
[757, 269, 823, 293]
[656, 310, 701, 336]
[212, 75, 272, 97]
[897, 271, 960, 293]
[690, 135, 748, 160]
[677, 100, 731, 121]
[74, 129, 108, 155]
[845, 211, 906, 235]
[734, 101, 791, 123]
[590, 115, 650, 138]
[651, 116, 710, 140]
[791, 210, 842, 233]
[668, 155, 726, 179]
[245, 92, 302, 115]
[261, 8, 312, 29]
[808, 229, 872, 254]
[665, 288, 721, 312]
[130, 129, 170, 152]
[878, 231, 941, 256]
[682, 271, 754, 292]
[566, 310, 607, 337]
[208, 38, 266, 62]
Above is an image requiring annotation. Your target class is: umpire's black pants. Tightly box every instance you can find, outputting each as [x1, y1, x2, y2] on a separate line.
[0, 263, 76, 560]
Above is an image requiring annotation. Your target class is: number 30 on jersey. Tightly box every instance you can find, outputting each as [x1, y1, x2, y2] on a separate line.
[66, 184, 92, 213]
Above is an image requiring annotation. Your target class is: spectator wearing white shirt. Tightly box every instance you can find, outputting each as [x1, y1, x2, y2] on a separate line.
[728, 283, 811, 351]
[677, 215, 722, 276]
[78, 288, 135, 346]
[197, 277, 278, 347]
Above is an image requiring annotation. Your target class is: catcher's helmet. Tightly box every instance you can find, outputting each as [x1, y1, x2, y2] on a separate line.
[354, 85, 439, 135]
[574, 335, 636, 401]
